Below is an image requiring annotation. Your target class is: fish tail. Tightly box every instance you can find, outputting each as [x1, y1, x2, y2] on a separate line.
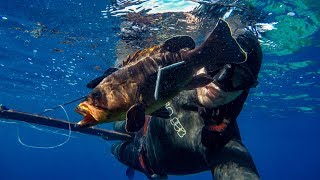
[186, 18, 247, 66]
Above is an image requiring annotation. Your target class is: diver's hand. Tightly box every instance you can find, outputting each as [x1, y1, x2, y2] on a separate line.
[196, 68, 243, 108]
[197, 82, 227, 108]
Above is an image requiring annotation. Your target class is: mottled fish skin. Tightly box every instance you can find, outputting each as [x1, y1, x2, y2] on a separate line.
[87, 47, 186, 122]
[75, 19, 247, 127]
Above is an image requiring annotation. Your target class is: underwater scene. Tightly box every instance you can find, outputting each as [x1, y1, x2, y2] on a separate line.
[0, 0, 319, 179]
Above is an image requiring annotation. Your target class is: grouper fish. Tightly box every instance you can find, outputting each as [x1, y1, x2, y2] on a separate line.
[75, 19, 247, 132]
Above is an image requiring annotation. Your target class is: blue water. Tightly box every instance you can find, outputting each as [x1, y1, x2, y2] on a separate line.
[0, 0, 319, 179]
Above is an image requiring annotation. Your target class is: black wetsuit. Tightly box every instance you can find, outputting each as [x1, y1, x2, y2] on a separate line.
[112, 22, 262, 179]
[113, 90, 258, 179]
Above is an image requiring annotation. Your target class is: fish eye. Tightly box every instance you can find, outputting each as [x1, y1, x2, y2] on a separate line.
[90, 91, 103, 106]
[92, 91, 102, 99]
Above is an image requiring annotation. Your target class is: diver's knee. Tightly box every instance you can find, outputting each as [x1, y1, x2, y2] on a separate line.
[215, 139, 260, 178]
[213, 162, 260, 180]
[111, 141, 144, 173]
[111, 142, 119, 154]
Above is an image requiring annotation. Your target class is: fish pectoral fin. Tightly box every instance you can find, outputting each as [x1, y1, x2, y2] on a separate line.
[161, 36, 195, 52]
[103, 67, 119, 76]
[150, 106, 171, 119]
[86, 76, 105, 89]
[125, 103, 146, 133]
[184, 73, 214, 90]
[86, 67, 118, 89]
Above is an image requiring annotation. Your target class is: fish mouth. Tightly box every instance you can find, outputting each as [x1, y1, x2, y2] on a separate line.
[75, 102, 99, 128]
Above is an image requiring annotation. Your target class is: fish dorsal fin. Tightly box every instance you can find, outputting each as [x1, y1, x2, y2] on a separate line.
[122, 45, 161, 67]
[121, 36, 195, 67]
[122, 50, 142, 67]
[161, 36, 195, 52]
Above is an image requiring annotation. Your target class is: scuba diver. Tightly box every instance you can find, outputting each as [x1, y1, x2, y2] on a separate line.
[83, 2, 263, 179]
[109, 16, 262, 179]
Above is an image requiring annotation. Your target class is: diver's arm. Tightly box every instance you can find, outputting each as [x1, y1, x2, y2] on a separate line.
[195, 65, 247, 148]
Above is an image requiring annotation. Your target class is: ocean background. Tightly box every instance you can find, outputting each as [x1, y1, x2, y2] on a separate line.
[0, 0, 319, 179]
